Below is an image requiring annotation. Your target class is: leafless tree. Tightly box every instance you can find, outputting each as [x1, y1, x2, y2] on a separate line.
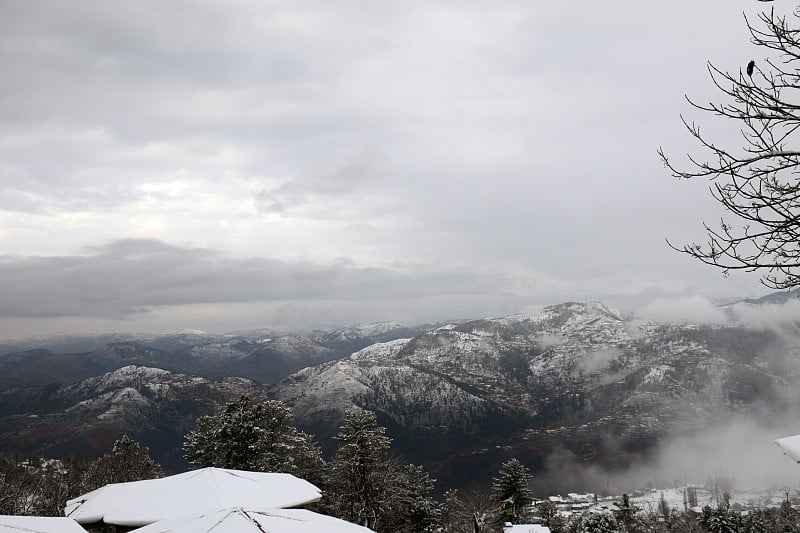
[659, 8, 800, 289]
[442, 486, 496, 533]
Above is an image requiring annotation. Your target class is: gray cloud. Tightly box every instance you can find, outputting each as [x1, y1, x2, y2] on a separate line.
[0, 239, 523, 322]
[255, 148, 382, 215]
[0, 0, 787, 335]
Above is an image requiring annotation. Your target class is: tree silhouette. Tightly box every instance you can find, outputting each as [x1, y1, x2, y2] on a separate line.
[660, 9, 800, 289]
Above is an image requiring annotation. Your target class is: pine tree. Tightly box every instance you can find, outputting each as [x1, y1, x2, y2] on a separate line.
[700, 505, 742, 533]
[658, 492, 670, 520]
[383, 464, 440, 533]
[613, 493, 646, 533]
[326, 409, 394, 530]
[80, 435, 163, 492]
[535, 500, 564, 532]
[778, 498, 800, 533]
[182, 395, 324, 484]
[490, 458, 533, 524]
[580, 512, 620, 533]
[687, 486, 698, 509]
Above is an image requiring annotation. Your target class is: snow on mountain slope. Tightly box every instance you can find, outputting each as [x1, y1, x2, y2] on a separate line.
[2, 300, 799, 490]
[0, 365, 265, 467]
[273, 301, 800, 485]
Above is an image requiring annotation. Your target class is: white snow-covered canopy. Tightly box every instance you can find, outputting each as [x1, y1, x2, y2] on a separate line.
[0, 516, 87, 533]
[129, 508, 374, 533]
[503, 525, 552, 533]
[64, 468, 322, 527]
[776, 434, 800, 463]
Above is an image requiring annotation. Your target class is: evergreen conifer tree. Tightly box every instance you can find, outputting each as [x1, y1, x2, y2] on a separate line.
[182, 395, 324, 484]
[580, 512, 620, 533]
[80, 435, 163, 492]
[383, 464, 440, 533]
[490, 458, 533, 524]
[326, 409, 394, 530]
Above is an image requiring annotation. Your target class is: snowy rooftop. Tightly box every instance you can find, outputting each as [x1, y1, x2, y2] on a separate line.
[64, 468, 322, 527]
[776, 434, 800, 463]
[0, 516, 87, 533]
[129, 507, 374, 533]
[503, 525, 551, 533]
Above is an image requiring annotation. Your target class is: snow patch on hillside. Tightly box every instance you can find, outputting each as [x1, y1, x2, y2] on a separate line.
[350, 338, 411, 361]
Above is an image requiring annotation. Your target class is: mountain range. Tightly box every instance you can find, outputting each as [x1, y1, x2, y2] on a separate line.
[1, 299, 799, 491]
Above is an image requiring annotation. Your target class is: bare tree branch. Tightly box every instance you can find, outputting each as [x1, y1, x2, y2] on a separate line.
[660, 8, 800, 290]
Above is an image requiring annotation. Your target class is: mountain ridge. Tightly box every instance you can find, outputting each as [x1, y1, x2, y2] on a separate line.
[1, 298, 799, 491]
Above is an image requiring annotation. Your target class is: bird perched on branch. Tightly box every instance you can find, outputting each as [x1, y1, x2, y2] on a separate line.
[747, 60, 755, 77]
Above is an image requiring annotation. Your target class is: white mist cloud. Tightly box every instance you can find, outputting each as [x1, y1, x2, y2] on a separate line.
[578, 347, 619, 374]
[637, 295, 728, 325]
[536, 419, 800, 495]
[637, 419, 800, 491]
[731, 300, 800, 333]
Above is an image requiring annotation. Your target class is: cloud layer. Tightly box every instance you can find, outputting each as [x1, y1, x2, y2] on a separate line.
[0, 1, 786, 335]
[0, 239, 531, 334]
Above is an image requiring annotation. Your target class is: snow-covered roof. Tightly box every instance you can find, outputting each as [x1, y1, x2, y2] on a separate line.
[775, 434, 800, 463]
[64, 468, 322, 527]
[0, 516, 87, 533]
[128, 507, 374, 533]
[503, 525, 551, 533]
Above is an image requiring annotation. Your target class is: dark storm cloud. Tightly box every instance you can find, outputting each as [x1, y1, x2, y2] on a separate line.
[0, 239, 519, 319]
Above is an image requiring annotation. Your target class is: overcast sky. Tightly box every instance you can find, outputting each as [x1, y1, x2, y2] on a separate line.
[0, 1, 791, 337]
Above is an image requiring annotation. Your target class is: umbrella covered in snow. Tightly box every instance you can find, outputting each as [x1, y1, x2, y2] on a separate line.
[0, 516, 87, 533]
[503, 525, 552, 533]
[129, 508, 374, 533]
[64, 468, 321, 528]
[776, 434, 800, 463]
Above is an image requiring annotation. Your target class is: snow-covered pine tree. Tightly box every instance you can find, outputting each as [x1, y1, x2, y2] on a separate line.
[326, 409, 394, 530]
[700, 504, 743, 533]
[579, 512, 621, 533]
[182, 395, 324, 484]
[535, 500, 564, 532]
[779, 498, 799, 532]
[658, 492, 670, 519]
[383, 463, 440, 533]
[612, 493, 645, 533]
[687, 485, 698, 508]
[490, 458, 533, 524]
[80, 435, 163, 492]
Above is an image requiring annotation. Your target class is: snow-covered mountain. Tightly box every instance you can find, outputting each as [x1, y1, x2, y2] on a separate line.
[273, 302, 800, 487]
[0, 323, 420, 388]
[2, 303, 800, 489]
[0, 365, 265, 468]
[0, 342, 175, 389]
